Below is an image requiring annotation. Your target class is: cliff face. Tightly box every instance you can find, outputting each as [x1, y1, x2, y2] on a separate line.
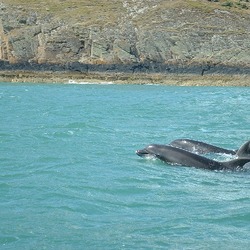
[0, 0, 250, 74]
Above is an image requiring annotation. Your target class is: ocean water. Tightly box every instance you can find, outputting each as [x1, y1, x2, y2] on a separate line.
[1, 82, 250, 250]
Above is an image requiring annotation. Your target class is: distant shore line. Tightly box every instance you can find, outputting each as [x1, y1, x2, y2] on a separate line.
[0, 70, 250, 86]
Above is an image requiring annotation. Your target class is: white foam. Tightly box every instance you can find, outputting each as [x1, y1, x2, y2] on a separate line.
[67, 80, 114, 85]
[68, 80, 77, 84]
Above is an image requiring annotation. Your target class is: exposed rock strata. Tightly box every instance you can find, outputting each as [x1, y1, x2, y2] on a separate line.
[0, 1, 249, 75]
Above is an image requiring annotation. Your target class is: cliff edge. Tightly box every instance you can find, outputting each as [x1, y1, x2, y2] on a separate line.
[0, 0, 250, 76]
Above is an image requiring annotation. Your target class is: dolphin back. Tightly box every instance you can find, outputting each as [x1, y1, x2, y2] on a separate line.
[170, 139, 236, 155]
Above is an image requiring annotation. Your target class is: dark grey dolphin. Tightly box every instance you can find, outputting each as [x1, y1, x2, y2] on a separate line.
[136, 144, 250, 171]
[236, 140, 250, 157]
[169, 139, 247, 155]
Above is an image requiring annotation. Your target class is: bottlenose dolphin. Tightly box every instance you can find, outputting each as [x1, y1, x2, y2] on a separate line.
[169, 139, 237, 155]
[136, 144, 250, 171]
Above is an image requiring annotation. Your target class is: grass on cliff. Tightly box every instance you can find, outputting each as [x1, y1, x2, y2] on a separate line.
[4, 0, 250, 11]
[2, 0, 249, 25]
[1, 0, 124, 25]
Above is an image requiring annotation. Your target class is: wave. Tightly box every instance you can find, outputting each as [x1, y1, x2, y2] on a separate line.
[67, 80, 114, 85]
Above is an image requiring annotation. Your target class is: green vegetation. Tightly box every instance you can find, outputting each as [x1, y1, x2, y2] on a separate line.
[2, 0, 249, 18]
[0, 0, 249, 31]
[208, 0, 249, 9]
[1, 0, 124, 25]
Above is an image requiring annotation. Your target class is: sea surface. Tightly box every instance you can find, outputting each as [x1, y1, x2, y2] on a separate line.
[1, 82, 250, 250]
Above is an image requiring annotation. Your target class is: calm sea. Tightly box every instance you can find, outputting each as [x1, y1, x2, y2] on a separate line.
[1, 82, 250, 250]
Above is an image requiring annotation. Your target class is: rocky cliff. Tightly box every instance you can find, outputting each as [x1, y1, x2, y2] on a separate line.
[0, 0, 250, 75]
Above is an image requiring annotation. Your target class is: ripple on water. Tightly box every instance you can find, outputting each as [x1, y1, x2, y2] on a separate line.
[1, 84, 250, 249]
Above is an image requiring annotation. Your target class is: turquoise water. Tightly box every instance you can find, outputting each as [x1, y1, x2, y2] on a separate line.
[1, 82, 250, 249]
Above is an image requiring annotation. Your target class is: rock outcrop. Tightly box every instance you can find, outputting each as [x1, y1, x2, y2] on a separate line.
[0, 0, 249, 75]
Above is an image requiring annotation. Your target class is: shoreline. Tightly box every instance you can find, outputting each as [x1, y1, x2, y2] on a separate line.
[0, 70, 250, 86]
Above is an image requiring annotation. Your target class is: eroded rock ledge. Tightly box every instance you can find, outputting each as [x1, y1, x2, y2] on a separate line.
[0, 60, 250, 76]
